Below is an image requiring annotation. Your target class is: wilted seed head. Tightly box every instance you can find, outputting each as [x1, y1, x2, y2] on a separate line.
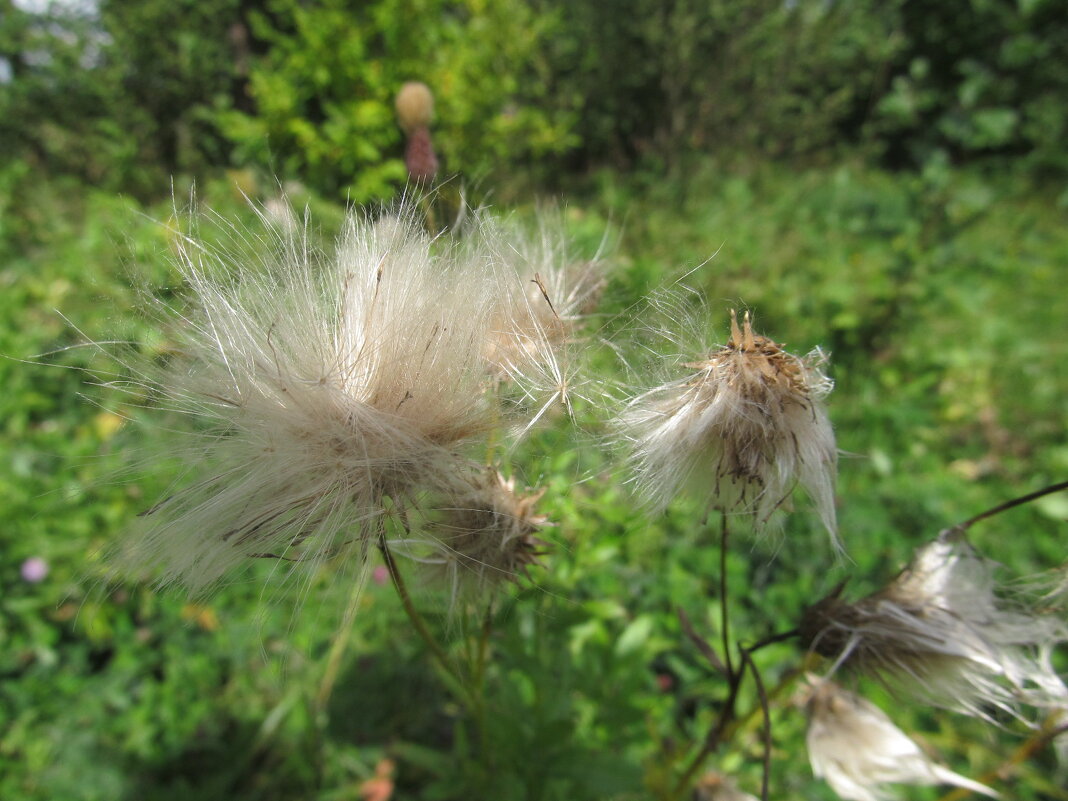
[799, 531, 1068, 724]
[395, 81, 435, 133]
[804, 676, 1000, 801]
[424, 467, 551, 599]
[620, 308, 837, 543]
[117, 203, 504, 592]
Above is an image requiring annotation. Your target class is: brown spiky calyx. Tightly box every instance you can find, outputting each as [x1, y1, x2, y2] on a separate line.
[435, 469, 551, 587]
[684, 309, 808, 399]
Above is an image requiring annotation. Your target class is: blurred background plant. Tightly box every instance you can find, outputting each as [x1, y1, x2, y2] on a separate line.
[1, 0, 1067, 799]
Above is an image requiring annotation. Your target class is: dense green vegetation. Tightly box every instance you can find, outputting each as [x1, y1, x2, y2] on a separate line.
[2, 1, 1067, 800]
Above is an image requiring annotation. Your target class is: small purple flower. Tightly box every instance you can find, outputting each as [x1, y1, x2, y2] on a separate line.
[20, 557, 49, 583]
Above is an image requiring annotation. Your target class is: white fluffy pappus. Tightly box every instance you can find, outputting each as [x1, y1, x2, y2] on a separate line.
[804, 677, 1000, 801]
[616, 299, 838, 544]
[478, 211, 608, 433]
[799, 530, 1068, 725]
[111, 201, 566, 593]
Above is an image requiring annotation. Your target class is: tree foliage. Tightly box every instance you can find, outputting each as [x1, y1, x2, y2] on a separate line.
[2, 1, 1067, 196]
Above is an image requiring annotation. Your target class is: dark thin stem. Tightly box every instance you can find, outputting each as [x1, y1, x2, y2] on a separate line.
[935, 720, 1068, 801]
[671, 511, 739, 799]
[746, 628, 800, 655]
[671, 666, 745, 798]
[678, 606, 728, 676]
[741, 649, 772, 801]
[720, 511, 734, 679]
[951, 480, 1068, 533]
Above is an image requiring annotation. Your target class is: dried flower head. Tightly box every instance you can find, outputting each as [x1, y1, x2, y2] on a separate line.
[113, 202, 525, 592]
[804, 677, 999, 801]
[413, 467, 550, 601]
[800, 530, 1068, 724]
[618, 305, 837, 542]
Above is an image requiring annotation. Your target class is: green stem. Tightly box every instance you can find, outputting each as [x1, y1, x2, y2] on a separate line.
[719, 512, 733, 679]
[378, 536, 474, 708]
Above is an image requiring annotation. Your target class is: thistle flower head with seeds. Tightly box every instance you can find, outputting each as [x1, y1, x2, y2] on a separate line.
[413, 466, 550, 603]
[803, 676, 1000, 801]
[109, 200, 583, 594]
[799, 530, 1068, 724]
[618, 304, 838, 543]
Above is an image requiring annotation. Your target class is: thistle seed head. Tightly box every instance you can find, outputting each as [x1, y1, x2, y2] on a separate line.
[423, 467, 551, 600]
[799, 531, 1068, 724]
[114, 202, 544, 592]
[618, 306, 838, 544]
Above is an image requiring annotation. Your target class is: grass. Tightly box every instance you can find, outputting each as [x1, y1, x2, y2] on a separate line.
[1, 157, 1066, 800]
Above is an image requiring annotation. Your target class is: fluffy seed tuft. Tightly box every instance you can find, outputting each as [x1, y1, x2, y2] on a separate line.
[617, 304, 838, 544]
[804, 676, 1000, 801]
[800, 530, 1068, 724]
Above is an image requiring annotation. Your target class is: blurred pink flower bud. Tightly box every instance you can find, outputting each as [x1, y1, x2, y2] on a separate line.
[373, 565, 390, 586]
[21, 557, 49, 583]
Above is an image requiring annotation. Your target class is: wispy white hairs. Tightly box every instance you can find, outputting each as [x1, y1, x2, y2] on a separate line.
[800, 530, 1068, 724]
[108, 199, 603, 596]
[804, 677, 999, 801]
[616, 296, 838, 545]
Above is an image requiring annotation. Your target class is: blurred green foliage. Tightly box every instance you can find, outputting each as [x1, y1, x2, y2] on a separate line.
[214, 0, 574, 201]
[4, 0, 1068, 202]
[871, 0, 1068, 171]
[0, 0, 243, 195]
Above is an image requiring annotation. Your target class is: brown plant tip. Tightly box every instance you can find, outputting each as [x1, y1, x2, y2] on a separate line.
[395, 81, 434, 133]
[685, 310, 809, 399]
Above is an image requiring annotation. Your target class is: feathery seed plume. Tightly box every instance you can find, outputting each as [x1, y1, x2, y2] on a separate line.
[799, 530, 1068, 724]
[113, 201, 555, 593]
[804, 677, 1000, 801]
[618, 305, 837, 542]
[481, 213, 606, 429]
